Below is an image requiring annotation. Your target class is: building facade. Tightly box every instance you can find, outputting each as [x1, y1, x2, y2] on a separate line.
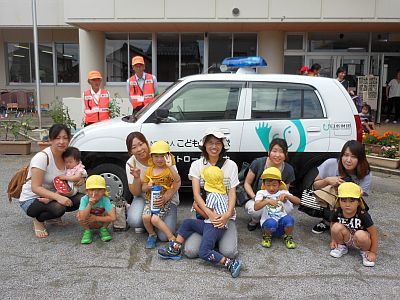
[1, 0, 399, 118]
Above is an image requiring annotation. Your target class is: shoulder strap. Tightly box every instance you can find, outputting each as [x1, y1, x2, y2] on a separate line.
[252, 157, 266, 191]
[216, 158, 226, 169]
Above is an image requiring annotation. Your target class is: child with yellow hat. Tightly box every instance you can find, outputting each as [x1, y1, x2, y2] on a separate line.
[330, 182, 377, 267]
[254, 167, 300, 249]
[77, 175, 116, 244]
[158, 165, 243, 278]
[142, 140, 181, 249]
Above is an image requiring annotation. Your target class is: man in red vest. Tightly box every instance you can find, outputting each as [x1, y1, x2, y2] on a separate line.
[83, 70, 111, 126]
[127, 56, 158, 114]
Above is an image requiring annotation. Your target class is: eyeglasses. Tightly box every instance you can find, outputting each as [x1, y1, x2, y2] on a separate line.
[207, 141, 223, 147]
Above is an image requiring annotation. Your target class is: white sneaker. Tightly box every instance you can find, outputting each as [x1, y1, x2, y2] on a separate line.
[134, 227, 145, 233]
[330, 244, 348, 258]
[385, 119, 390, 124]
[393, 120, 398, 124]
[360, 251, 375, 267]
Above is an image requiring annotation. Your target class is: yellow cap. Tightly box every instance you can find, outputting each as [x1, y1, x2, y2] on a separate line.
[150, 141, 170, 154]
[86, 175, 106, 189]
[338, 182, 361, 199]
[132, 56, 145, 66]
[88, 70, 102, 80]
[201, 166, 226, 194]
[261, 167, 287, 190]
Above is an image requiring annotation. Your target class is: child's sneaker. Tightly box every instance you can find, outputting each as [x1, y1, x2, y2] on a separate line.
[283, 234, 297, 249]
[145, 235, 157, 249]
[99, 227, 112, 242]
[158, 241, 182, 260]
[360, 250, 375, 267]
[227, 259, 242, 278]
[261, 236, 272, 248]
[81, 229, 93, 244]
[330, 244, 348, 258]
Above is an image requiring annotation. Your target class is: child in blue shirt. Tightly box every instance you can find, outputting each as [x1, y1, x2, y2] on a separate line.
[77, 175, 116, 244]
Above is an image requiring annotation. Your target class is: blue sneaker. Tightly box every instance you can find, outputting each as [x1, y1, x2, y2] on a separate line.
[158, 241, 182, 260]
[145, 235, 157, 249]
[227, 259, 242, 278]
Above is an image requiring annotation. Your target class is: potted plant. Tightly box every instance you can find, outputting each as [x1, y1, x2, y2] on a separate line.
[0, 117, 32, 155]
[49, 101, 77, 130]
[364, 131, 400, 169]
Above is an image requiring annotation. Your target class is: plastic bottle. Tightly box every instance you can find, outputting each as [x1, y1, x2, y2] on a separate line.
[150, 185, 162, 214]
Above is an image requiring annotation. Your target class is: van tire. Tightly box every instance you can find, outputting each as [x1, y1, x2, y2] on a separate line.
[90, 163, 130, 201]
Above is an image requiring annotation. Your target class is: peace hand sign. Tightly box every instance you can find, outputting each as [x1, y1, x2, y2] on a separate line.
[127, 159, 141, 179]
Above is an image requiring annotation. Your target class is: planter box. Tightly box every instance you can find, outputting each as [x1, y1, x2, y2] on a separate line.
[366, 154, 400, 169]
[0, 141, 32, 155]
[37, 141, 51, 151]
[364, 143, 382, 155]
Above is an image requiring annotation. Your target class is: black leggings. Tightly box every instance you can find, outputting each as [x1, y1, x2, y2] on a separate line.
[26, 193, 83, 222]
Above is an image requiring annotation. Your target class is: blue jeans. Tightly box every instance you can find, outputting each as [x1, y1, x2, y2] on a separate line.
[127, 196, 177, 242]
[261, 215, 294, 237]
[178, 219, 225, 265]
[184, 219, 238, 259]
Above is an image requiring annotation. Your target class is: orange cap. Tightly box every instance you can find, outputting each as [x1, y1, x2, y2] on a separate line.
[132, 56, 145, 66]
[88, 70, 102, 80]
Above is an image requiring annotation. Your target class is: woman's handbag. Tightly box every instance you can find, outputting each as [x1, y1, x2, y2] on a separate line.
[298, 186, 325, 218]
[112, 192, 130, 231]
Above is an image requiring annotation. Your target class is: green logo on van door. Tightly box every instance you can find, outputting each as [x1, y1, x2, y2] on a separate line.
[255, 120, 306, 152]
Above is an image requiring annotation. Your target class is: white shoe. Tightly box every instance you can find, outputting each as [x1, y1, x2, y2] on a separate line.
[330, 244, 348, 258]
[360, 251, 375, 267]
[385, 119, 390, 124]
[393, 120, 398, 124]
[134, 227, 145, 233]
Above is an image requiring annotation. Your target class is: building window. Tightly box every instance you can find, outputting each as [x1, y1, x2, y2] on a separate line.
[56, 43, 79, 83]
[308, 32, 369, 52]
[7, 43, 54, 83]
[157, 33, 179, 82]
[371, 33, 400, 53]
[284, 56, 304, 74]
[181, 34, 204, 77]
[208, 33, 257, 73]
[106, 33, 129, 82]
[129, 33, 152, 77]
[286, 34, 304, 50]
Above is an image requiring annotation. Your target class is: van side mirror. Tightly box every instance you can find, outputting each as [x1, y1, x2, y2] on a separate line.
[155, 108, 169, 124]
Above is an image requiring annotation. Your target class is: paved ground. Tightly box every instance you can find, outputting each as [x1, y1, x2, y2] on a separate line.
[1, 154, 400, 299]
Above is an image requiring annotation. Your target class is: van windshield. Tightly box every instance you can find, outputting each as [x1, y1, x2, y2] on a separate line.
[130, 80, 182, 122]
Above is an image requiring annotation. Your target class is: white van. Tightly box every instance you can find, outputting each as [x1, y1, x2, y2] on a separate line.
[70, 73, 362, 200]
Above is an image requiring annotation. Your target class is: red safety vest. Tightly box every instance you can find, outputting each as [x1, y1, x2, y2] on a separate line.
[129, 73, 155, 109]
[84, 89, 110, 124]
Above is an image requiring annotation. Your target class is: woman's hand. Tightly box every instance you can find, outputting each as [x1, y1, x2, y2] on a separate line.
[127, 160, 141, 179]
[325, 176, 344, 187]
[57, 195, 73, 207]
[74, 177, 85, 187]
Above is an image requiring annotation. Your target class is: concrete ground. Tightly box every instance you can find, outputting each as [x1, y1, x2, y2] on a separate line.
[1, 154, 400, 300]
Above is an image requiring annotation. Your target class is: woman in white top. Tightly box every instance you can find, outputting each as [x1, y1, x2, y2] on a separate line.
[125, 131, 179, 241]
[385, 69, 400, 124]
[19, 124, 84, 238]
[185, 128, 240, 259]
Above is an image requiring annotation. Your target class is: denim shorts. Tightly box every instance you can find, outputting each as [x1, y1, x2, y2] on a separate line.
[20, 198, 36, 214]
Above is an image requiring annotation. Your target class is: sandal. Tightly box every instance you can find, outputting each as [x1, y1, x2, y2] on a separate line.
[53, 176, 72, 195]
[34, 228, 48, 238]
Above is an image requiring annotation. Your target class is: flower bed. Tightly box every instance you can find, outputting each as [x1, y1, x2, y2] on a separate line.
[363, 131, 400, 169]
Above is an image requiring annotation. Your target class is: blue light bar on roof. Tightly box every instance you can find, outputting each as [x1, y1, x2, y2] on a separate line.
[221, 56, 268, 68]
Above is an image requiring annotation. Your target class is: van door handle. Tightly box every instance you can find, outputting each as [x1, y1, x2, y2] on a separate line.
[307, 126, 321, 132]
[220, 128, 230, 135]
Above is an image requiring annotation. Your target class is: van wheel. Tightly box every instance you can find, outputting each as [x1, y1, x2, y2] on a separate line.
[90, 163, 129, 201]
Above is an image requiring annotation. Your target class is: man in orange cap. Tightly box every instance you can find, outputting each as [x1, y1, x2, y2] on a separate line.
[127, 55, 158, 114]
[83, 70, 111, 126]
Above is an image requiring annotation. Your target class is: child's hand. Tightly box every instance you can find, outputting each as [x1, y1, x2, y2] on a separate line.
[330, 240, 337, 249]
[366, 251, 377, 262]
[278, 194, 287, 202]
[267, 199, 279, 207]
[127, 160, 141, 179]
[165, 153, 173, 167]
[147, 181, 154, 189]
[89, 197, 97, 206]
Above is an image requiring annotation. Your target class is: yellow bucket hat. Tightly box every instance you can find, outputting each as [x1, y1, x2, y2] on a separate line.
[150, 141, 170, 154]
[201, 166, 226, 194]
[261, 167, 288, 190]
[337, 182, 367, 210]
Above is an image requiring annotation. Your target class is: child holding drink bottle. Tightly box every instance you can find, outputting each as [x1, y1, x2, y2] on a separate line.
[141, 141, 181, 249]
